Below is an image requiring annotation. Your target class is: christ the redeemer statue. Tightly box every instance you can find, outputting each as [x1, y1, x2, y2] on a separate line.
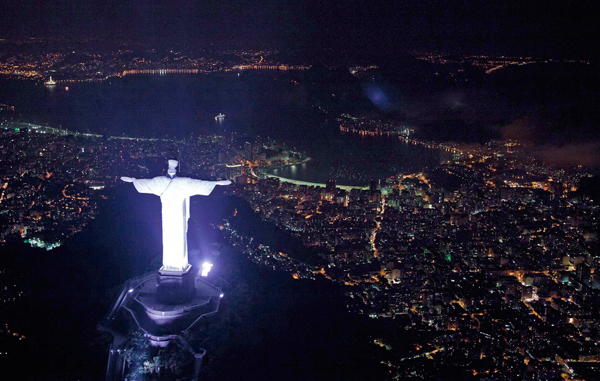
[122, 160, 231, 273]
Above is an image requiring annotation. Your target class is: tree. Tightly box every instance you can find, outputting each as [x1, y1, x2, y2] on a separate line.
[123, 330, 151, 379]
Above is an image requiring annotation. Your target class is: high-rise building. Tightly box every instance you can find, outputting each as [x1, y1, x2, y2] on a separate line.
[370, 179, 380, 191]
[226, 164, 243, 181]
[243, 141, 253, 161]
[326, 179, 336, 192]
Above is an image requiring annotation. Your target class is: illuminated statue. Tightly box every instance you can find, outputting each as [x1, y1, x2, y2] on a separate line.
[122, 160, 231, 273]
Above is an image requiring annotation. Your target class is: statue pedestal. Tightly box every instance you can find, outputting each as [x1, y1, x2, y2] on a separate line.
[157, 265, 195, 305]
[101, 270, 223, 346]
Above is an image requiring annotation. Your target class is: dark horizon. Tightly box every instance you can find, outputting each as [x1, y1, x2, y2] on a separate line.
[2, 0, 599, 59]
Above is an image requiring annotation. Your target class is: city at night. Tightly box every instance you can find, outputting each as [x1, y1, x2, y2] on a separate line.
[1, 1, 600, 380]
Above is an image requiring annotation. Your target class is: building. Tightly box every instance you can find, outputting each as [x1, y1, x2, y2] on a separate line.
[226, 164, 243, 181]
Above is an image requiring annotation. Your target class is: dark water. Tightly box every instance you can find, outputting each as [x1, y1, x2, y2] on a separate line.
[267, 137, 440, 185]
[0, 74, 293, 137]
[0, 72, 441, 184]
[2, 62, 598, 182]
[1, 72, 309, 139]
[0, 72, 323, 140]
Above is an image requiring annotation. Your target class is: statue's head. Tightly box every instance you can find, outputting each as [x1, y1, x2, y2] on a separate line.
[167, 159, 178, 178]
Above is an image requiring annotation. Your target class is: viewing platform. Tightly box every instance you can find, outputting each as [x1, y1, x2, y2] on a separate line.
[102, 269, 223, 346]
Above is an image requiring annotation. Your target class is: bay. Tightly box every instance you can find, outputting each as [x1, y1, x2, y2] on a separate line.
[0, 72, 442, 185]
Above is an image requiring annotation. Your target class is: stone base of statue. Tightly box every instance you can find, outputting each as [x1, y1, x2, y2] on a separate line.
[128, 271, 221, 346]
[157, 264, 196, 305]
[105, 269, 222, 344]
[100, 268, 223, 380]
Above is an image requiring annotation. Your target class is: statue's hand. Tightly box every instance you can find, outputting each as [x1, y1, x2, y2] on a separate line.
[121, 176, 135, 182]
[216, 180, 232, 186]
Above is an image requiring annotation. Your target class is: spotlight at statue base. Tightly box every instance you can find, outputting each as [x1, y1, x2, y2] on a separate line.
[200, 262, 213, 277]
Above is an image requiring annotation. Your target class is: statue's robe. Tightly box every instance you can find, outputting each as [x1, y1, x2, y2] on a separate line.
[131, 176, 218, 272]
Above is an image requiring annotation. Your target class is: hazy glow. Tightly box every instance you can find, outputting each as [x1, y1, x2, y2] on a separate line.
[362, 83, 393, 111]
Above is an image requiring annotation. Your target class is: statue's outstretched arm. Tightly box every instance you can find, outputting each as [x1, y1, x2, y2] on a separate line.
[183, 178, 231, 196]
[122, 176, 166, 195]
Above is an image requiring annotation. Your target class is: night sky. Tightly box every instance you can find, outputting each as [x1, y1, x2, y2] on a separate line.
[1, 0, 599, 57]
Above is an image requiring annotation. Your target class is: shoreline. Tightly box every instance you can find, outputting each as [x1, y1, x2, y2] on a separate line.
[262, 172, 369, 191]
[261, 157, 312, 171]
[261, 159, 369, 190]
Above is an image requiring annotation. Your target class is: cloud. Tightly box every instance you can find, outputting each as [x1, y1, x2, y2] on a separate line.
[501, 116, 538, 144]
[499, 116, 600, 167]
[531, 142, 600, 167]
